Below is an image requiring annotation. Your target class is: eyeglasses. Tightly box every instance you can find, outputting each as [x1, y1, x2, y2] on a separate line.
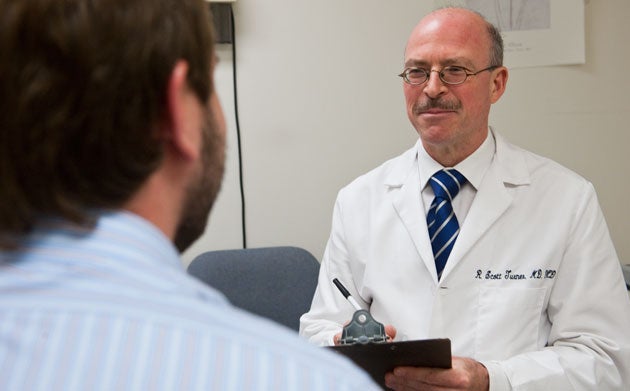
[398, 65, 500, 86]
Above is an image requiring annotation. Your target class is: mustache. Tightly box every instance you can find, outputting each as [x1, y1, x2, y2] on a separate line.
[413, 98, 462, 114]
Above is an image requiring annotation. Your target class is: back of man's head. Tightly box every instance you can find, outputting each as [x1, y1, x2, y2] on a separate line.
[0, 0, 215, 248]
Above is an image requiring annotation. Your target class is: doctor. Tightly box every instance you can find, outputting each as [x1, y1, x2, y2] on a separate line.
[299, 7, 630, 391]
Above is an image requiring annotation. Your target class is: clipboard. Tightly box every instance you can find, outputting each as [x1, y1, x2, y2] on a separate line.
[329, 338, 452, 389]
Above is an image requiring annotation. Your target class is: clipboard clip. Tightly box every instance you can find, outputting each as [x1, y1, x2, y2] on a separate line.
[340, 309, 388, 345]
[333, 278, 388, 345]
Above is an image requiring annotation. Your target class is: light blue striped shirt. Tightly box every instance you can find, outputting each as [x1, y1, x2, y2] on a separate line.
[0, 211, 378, 390]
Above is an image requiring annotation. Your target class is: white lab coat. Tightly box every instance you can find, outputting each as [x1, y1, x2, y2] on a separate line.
[300, 131, 630, 390]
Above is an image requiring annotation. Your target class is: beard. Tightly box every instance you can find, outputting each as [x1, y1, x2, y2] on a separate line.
[173, 104, 225, 253]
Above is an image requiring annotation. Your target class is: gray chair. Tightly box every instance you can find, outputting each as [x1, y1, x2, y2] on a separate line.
[187, 246, 320, 331]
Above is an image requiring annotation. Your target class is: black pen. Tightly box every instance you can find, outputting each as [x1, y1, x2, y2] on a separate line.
[332, 278, 362, 311]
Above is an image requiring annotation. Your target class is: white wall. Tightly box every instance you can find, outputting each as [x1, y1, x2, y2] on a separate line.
[183, 0, 630, 268]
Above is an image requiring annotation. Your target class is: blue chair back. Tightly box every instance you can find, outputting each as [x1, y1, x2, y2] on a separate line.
[187, 246, 320, 331]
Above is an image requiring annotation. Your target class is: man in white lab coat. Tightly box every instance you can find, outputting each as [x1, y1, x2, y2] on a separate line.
[300, 7, 630, 391]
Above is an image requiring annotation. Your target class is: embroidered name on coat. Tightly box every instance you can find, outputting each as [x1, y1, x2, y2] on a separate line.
[474, 268, 557, 280]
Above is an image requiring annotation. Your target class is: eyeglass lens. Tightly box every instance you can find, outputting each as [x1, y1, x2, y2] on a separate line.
[405, 67, 469, 85]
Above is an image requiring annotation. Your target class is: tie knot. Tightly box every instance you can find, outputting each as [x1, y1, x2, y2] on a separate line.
[429, 169, 467, 201]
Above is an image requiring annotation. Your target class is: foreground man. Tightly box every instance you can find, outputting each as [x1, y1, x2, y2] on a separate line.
[0, 1, 378, 389]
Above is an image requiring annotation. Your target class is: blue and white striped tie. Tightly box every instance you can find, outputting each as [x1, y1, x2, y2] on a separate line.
[427, 169, 467, 280]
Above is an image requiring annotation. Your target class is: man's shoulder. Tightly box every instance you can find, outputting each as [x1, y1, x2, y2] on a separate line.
[100, 277, 378, 389]
[0, 270, 379, 390]
[153, 302, 380, 389]
[495, 132, 591, 189]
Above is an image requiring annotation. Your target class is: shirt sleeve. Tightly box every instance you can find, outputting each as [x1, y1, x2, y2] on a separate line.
[299, 196, 368, 346]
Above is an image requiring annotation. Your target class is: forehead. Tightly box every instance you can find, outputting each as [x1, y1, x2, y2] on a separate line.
[404, 10, 490, 67]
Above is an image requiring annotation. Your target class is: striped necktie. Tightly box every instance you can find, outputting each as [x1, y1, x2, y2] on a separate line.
[427, 169, 467, 279]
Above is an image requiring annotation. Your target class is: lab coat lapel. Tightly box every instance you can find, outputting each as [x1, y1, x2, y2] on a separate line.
[387, 143, 438, 283]
[446, 163, 511, 273]
[441, 131, 530, 279]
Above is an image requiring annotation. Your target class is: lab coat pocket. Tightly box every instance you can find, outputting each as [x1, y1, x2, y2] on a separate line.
[475, 286, 546, 360]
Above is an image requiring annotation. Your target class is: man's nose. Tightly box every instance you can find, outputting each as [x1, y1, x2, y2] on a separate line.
[423, 70, 448, 99]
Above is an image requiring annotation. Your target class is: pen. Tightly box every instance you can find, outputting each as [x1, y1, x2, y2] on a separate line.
[332, 278, 362, 311]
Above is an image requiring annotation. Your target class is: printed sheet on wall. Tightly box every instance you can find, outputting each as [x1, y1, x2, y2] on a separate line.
[434, 0, 585, 69]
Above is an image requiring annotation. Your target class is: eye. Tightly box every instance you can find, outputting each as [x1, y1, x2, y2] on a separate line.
[442, 66, 467, 76]
[406, 68, 428, 79]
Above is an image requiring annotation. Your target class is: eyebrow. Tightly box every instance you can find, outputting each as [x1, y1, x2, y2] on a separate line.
[404, 57, 475, 69]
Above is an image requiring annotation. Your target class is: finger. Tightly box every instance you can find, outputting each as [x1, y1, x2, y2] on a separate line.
[393, 366, 446, 388]
[385, 324, 397, 340]
[385, 369, 431, 391]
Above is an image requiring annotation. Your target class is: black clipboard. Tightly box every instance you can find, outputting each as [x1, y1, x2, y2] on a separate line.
[329, 338, 452, 389]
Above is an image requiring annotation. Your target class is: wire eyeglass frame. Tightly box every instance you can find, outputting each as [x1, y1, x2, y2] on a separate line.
[398, 65, 500, 86]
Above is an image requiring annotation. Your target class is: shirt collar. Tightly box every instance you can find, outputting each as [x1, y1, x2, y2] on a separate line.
[14, 209, 182, 272]
[418, 129, 496, 191]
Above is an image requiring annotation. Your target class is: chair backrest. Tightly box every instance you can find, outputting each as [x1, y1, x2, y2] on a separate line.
[187, 246, 320, 331]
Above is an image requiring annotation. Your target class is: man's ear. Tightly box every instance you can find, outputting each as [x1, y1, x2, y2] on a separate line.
[163, 60, 201, 161]
[490, 66, 508, 104]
